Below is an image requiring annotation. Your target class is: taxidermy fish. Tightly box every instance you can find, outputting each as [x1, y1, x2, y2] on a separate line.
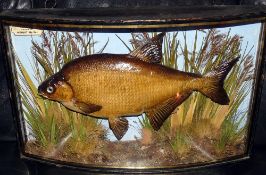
[38, 33, 238, 140]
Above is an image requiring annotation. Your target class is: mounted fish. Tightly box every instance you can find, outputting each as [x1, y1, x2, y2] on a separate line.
[38, 33, 238, 140]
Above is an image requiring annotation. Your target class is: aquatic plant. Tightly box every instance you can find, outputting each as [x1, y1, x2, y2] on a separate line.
[15, 31, 107, 155]
[138, 113, 153, 130]
[165, 29, 254, 153]
[169, 128, 190, 156]
[131, 29, 254, 155]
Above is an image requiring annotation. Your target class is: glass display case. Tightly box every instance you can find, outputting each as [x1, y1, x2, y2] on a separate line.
[0, 6, 265, 173]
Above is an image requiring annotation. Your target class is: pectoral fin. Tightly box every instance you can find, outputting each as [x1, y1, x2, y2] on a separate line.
[61, 99, 102, 115]
[146, 93, 191, 131]
[75, 100, 102, 114]
[109, 117, 129, 140]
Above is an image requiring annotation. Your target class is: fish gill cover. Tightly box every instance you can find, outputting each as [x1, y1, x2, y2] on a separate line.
[11, 26, 258, 167]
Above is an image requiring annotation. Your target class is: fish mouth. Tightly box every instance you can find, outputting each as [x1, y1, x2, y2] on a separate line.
[37, 85, 47, 98]
[37, 91, 48, 99]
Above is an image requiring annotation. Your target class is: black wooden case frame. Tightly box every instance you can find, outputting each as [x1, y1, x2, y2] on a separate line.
[0, 6, 266, 174]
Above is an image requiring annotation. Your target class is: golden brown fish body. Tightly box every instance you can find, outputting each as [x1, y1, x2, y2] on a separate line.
[38, 33, 238, 140]
[61, 54, 198, 118]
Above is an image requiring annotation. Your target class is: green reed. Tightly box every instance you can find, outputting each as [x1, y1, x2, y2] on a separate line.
[15, 31, 107, 153]
[132, 30, 254, 154]
[166, 29, 253, 153]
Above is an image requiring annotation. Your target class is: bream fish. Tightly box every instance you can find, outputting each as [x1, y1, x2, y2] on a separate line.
[38, 33, 238, 140]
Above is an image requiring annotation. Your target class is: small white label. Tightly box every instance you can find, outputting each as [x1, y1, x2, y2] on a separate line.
[10, 27, 43, 36]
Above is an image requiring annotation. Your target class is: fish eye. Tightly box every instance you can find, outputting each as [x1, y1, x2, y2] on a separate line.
[46, 86, 54, 94]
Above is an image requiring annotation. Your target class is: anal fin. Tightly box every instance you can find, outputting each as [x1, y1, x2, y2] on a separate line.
[146, 92, 191, 131]
[109, 117, 129, 140]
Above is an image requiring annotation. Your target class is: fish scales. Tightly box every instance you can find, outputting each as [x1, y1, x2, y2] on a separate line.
[62, 54, 195, 117]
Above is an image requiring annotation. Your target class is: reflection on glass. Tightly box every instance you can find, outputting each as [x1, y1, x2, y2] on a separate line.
[9, 23, 261, 167]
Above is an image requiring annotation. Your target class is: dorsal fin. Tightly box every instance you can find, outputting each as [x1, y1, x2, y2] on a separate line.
[129, 32, 165, 63]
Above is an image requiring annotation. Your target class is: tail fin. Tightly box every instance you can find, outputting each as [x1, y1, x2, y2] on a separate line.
[198, 57, 239, 105]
